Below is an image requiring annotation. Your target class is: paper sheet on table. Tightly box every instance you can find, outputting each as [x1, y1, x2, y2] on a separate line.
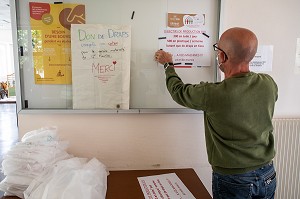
[138, 173, 196, 199]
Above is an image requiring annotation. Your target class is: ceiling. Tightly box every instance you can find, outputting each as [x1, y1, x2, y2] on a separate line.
[0, 0, 11, 30]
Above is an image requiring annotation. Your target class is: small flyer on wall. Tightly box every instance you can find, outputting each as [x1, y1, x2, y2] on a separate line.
[29, 2, 85, 84]
[159, 13, 211, 68]
[249, 45, 273, 72]
[138, 173, 196, 199]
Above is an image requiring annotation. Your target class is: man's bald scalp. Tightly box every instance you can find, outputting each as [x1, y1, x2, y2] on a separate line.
[220, 27, 258, 64]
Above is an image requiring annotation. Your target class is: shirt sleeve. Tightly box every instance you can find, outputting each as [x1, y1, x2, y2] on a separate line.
[165, 67, 207, 110]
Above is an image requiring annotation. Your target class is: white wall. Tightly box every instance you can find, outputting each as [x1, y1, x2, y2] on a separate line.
[0, 29, 13, 82]
[0, 29, 12, 43]
[18, 113, 208, 169]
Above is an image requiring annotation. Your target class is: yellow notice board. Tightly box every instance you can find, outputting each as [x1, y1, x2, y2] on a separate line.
[29, 2, 85, 84]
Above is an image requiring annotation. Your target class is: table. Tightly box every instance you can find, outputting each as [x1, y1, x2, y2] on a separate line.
[106, 168, 211, 199]
[1, 168, 211, 199]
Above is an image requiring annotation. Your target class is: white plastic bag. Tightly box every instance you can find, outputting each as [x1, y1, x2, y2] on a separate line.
[24, 157, 108, 199]
[21, 126, 58, 143]
[0, 126, 72, 198]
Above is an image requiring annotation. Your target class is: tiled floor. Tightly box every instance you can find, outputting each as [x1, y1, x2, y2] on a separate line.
[0, 103, 19, 197]
[0, 96, 16, 104]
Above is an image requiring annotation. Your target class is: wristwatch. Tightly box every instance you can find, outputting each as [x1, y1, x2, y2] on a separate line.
[164, 62, 173, 70]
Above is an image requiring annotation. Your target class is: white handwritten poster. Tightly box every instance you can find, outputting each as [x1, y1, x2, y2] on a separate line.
[71, 24, 131, 109]
[138, 173, 196, 199]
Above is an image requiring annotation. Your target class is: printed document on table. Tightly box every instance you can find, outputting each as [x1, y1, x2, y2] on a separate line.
[138, 173, 196, 199]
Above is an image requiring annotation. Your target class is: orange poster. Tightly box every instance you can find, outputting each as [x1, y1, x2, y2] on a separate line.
[29, 2, 85, 84]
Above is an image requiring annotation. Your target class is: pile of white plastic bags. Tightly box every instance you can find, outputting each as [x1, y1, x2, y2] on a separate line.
[0, 127, 108, 199]
[24, 157, 107, 199]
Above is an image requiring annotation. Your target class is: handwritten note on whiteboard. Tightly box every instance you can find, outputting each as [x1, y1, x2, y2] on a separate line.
[71, 24, 131, 109]
[138, 173, 196, 199]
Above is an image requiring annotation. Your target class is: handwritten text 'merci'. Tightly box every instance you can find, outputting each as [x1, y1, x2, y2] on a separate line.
[78, 29, 129, 41]
[92, 63, 116, 74]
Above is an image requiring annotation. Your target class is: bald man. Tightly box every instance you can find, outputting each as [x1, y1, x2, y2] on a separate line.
[155, 27, 278, 199]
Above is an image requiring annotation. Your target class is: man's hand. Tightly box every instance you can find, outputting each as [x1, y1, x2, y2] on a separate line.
[154, 50, 173, 65]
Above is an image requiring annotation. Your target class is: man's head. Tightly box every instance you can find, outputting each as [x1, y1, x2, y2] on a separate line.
[216, 27, 258, 76]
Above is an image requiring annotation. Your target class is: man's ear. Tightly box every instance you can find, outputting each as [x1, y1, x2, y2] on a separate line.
[219, 51, 226, 63]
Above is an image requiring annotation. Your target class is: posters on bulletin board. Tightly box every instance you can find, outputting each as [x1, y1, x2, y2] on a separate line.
[29, 2, 85, 85]
[71, 24, 131, 109]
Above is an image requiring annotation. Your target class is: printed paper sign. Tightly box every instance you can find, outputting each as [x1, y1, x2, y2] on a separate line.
[138, 173, 196, 199]
[30, 2, 85, 84]
[71, 24, 131, 109]
[159, 13, 211, 68]
[250, 45, 273, 72]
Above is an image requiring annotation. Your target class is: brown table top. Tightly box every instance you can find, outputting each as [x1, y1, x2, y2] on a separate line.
[1, 168, 211, 199]
[106, 168, 211, 199]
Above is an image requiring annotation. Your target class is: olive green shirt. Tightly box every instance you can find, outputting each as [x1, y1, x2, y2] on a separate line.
[165, 67, 278, 174]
